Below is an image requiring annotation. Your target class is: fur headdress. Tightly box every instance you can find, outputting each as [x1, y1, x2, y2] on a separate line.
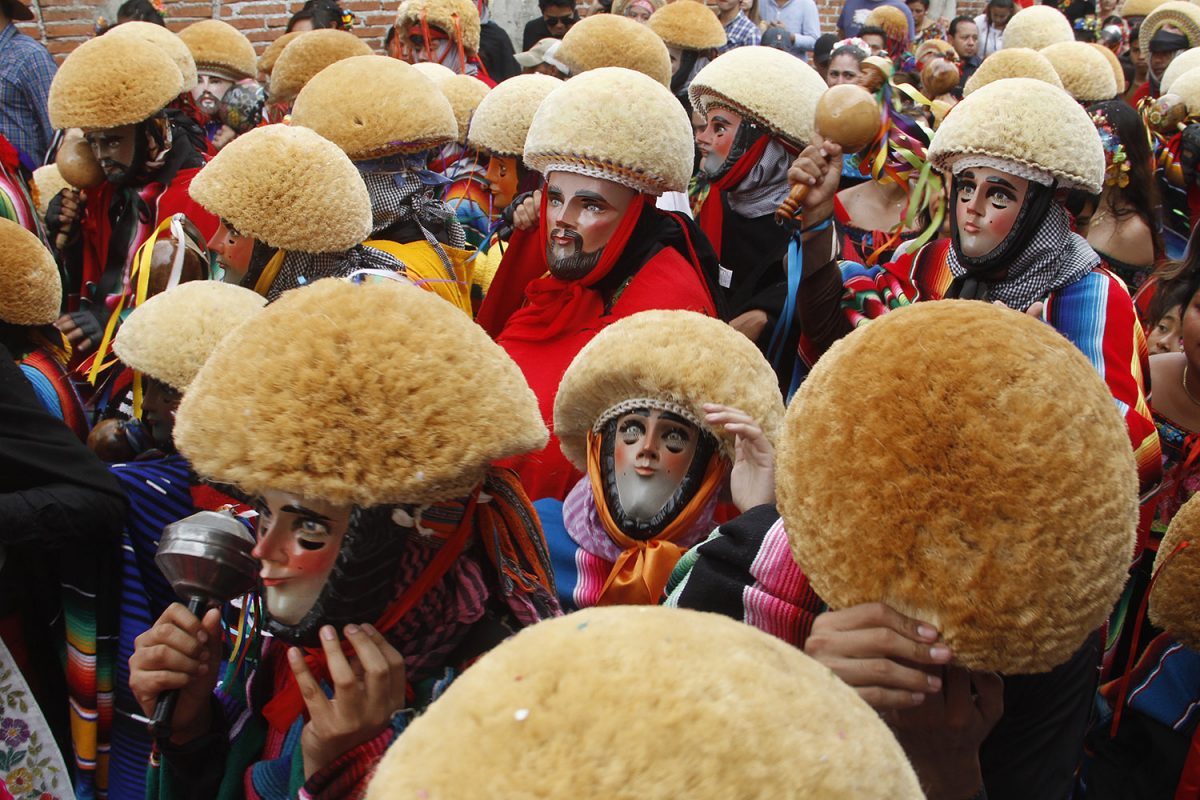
[1001, 5, 1074, 50]
[556, 14, 673, 87]
[394, 0, 482, 54]
[433, 73, 491, 146]
[177, 19, 257, 82]
[1041, 41, 1119, 102]
[778, 301, 1139, 674]
[1149, 491, 1200, 650]
[0, 218, 60, 326]
[647, 0, 727, 51]
[1160, 46, 1200, 93]
[962, 47, 1063, 95]
[48, 34, 182, 129]
[175, 278, 547, 507]
[105, 21, 198, 92]
[269, 29, 373, 103]
[1139, 1, 1200, 59]
[467, 73, 561, 159]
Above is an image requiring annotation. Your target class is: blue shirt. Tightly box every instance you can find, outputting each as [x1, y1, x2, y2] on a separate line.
[0, 22, 56, 168]
[837, 0, 916, 38]
[757, 0, 822, 55]
[720, 11, 762, 52]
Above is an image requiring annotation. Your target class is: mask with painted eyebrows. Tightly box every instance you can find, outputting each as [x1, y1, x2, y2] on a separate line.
[543, 170, 638, 281]
[599, 406, 717, 540]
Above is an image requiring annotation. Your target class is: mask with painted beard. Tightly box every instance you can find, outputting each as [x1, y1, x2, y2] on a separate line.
[545, 228, 604, 281]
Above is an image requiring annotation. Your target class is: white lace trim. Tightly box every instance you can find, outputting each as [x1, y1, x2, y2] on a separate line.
[541, 161, 661, 195]
[949, 154, 1055, 187]
[592, 397, 705, 434]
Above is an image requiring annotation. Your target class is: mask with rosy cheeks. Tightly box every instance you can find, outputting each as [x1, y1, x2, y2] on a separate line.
[953, 167, 1030, 259]
[695, 106, 743, 178]
[191, 72, 235, 119]
[208, 219, 256, 285]
[544, 171, 637, 280]
[252, 490, 351, 626]
[485, 156, 519, 211]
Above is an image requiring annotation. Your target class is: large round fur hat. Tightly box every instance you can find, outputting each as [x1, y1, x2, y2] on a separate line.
[291, 55, 457, 159]
[189, 124, 371, 253]
[865, 4, 910, 40]
[105, 21, 198, 92]
[364, 606, 925, 799]
[257, 30, 303, 77]
[434, 73, 491, 145]
[553, 310, 785, 470]
[467, 73, 561, 159]
[175, 278, 547, 507]
[411, 61, 456, 81]
[1091, 43, 1127, 94]
[0, 217, 61, 326]
[929, 77, 1105, 193]
[524, 67, 693, 195]
[1002, 5, 1074, 50]
[1139, 1, 1200, 58]
[778, 301, 1139, 674]
[177, 19, 257, 81]
[556, 14, 673, 87]
[647, 0, 727, 51]
[1120, 0, 1168, 18]
[962, 47, 1063, 95]
[1149, 491, 1200, 650]
[48, 34, 183, 130]
[1169, 64, 1200, 113]
[1041, 41, 1119, 102]
[395, 0, 482, 54]
[688, 46, 827, 149]
[269, 29, 373, 103]
[1160, 45, 1200, 93]
[113, 281, 266, 391]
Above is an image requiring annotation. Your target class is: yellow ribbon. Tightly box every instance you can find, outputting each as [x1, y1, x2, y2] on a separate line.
[253, 249, 287, 298]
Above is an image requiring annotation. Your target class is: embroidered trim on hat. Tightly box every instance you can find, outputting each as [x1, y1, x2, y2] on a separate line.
[541, 160, 659, 195]
[593, 398, 707, 435]
[950, 154, 1055, 186]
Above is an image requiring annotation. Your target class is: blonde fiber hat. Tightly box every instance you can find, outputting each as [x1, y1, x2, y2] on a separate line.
[105, 21, 198, 92]
[48, 34, 182, 130]
[364, 607, 925, 800]
[524, 67, 694, 194]
[962, 47, 1063, 95]
[269, 29, 372, 103]
[1169, 65, 1200, 113]
[1091, 42, 1127, 94]
[1160, 45, 1200, 92]
[291, 56, 457, 159]
[434, 73, 491, 145]
[177, 19, 257, 81]
[410, 61, 456, 80]
[689, 46, 827, 148]
[0, 217, 61, 326]
[1139, 1, 1200, 57]
[1119, 0, 1168, 17]
[930, 77, 1104, 193]
[1001, 5, 1074, 50]
[257, 30, 304, 77]
[175, 278, 547, 507]
[1041, 41, 1119, 102]
[647, 0, 727, 51]
[395, 0, 482, 54]
[113, 282, 266, 391]
[554, 310, 785, 470]
[865, 4, 909, 39]
[778, 301, 1138, 674]
[556, 14, 673, 86]
[1149, 490, 1200, 650]
[189, 124, 372, 253]
[467, 73, 561, 158]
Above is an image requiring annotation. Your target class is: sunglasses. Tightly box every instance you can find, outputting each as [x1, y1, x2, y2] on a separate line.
[544, 14, 577, 25]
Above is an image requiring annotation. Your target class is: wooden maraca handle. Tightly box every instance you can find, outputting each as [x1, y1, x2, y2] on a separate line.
[774, 183, 810, 225]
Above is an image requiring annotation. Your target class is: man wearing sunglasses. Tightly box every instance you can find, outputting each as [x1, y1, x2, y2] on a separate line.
[523, 0, 579, 50]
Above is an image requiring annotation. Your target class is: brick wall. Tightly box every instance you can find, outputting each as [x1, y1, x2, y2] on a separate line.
[16, 0, 986, 64]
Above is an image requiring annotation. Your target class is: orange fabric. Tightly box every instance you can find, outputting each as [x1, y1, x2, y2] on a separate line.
[585, 430, 725, 606]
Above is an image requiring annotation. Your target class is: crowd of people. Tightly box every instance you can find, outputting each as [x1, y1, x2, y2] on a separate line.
[2, 0, 1200, 796]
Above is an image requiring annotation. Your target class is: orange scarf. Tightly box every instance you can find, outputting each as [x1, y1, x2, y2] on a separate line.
[585, 430, 726, 606]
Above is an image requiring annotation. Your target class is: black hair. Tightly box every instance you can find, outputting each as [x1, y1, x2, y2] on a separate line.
[538, 0, 576, 11]
[986, 0, 1015, 9]
[906, 0, 927, 8]
[116, 0, 166, 25]
[858, 24, 887, 39]
[1153, 224, 1200, 307]
[1148, 270, 1196, 327]
[830, 43, 867, 62]
[948, 14, 976, 36]
[384, 24, 398, 48]
[1087, 99, 1164, 256]
[286, 0, 349, 32]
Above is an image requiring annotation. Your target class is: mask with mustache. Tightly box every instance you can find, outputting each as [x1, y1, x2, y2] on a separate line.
[546, 228, 604, 281]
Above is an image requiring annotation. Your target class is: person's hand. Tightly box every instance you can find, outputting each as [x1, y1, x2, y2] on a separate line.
[804, 602, 953, 709]
[54, 310, 103, 356]
[728, 309, 770, 342]
[46, 188, 83, 245]
[705, 403, 775, 512]
[786, 136, 843, 223]
[291, 623, 407, 779]
[211, 125, 237, 150]
[886, 667, 1004, 800]
[128, 604, 222, 746]
[513, 189, 541, 232]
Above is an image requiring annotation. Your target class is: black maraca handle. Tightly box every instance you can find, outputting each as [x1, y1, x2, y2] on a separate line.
[148, 594, 208, 742]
